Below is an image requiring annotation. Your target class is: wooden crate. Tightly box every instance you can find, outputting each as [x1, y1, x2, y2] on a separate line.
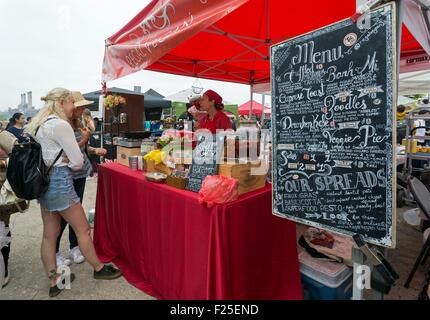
[218, 161, 266, 195]
[166, 175, 187, 189]
[116, 146, 141, 167]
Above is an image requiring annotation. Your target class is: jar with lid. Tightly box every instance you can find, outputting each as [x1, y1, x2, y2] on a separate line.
[141, 139, 156, 156]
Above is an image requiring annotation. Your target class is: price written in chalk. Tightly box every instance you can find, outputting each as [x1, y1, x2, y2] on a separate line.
[270, 4, 396, 247]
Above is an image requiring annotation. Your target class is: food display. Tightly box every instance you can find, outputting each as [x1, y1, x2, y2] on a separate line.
[117, 128, 267, 198]
[144, 172, 167, 183]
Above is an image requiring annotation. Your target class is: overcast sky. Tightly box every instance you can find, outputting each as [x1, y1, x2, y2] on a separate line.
[0, 0, 255, 111]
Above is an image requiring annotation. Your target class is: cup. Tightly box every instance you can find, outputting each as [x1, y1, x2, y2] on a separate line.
[129, 156, 139, 170]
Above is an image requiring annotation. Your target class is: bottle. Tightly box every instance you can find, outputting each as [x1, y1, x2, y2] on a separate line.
[88, 209, 95, 228]
[145, 121, 151, 131]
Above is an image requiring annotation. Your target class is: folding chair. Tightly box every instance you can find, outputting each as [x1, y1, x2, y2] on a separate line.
[404, 177, 430, 288]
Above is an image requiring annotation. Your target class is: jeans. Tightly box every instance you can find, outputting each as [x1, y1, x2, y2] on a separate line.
[40, 166, 80, 212]
[55, 178, 86, 252]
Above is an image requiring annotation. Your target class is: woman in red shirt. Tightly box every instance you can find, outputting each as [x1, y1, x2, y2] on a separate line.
[196, 90, 233, 134]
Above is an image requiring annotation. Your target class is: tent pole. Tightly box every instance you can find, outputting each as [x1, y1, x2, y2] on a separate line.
[99, 94, 105, 150]
[249, 84, 254, 119]
[262, 94, 266, 123]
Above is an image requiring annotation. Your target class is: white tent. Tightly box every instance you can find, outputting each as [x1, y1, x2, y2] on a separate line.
[399, 70, 430, 95]
[165, 88, 199, 103]
[398, 95, 417, 105]
[165, 88, 233, 104]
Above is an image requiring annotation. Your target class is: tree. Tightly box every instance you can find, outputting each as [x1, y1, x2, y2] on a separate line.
[405, 94, 427, 101]
[0, 113, 8, 121]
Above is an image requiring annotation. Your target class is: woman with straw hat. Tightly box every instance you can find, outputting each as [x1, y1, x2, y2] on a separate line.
[55, 91, 107, 268]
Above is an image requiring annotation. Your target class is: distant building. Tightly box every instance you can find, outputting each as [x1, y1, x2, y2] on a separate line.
[7, 91, 39, 119]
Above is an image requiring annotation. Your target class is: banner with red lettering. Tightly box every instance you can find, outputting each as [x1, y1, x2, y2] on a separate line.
[102, 0, 249, 82]
[400, 53, 430, 73]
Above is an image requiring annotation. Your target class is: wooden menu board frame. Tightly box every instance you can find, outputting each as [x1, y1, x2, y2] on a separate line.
[270, 3, 397, 247]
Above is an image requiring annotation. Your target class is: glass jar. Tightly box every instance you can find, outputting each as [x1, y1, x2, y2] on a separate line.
[141, 139, 155, 156]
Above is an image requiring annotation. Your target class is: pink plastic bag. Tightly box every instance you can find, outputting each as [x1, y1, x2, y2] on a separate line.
[198, 175, 239, 208]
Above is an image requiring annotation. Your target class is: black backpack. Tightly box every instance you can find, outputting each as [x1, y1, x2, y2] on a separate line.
[7, 119, 63, 200]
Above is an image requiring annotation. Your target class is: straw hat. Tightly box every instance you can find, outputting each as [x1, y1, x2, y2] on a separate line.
[72, 91, 94, 108]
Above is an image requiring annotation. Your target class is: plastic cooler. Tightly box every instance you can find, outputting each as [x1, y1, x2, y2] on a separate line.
[299, 251, 353, 300]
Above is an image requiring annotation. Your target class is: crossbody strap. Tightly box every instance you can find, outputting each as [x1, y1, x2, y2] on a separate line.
[47, 149, 64, 175]
[36, 117, 64, 175]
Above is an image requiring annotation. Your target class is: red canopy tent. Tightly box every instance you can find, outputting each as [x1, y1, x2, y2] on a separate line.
[238, 100, 271, 116]
[98, 0, 430, 299]
[102, 0, 430, 85]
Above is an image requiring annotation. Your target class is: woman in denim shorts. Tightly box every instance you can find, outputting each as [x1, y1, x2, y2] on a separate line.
[55, 91, 107, 267]
[26, 88, 122, 297]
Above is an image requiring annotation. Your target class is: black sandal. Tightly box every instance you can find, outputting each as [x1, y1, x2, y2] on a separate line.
[49, 273, 76, 298]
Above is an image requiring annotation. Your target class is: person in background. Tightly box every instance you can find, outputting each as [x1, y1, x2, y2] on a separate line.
[26, 88, 122, 298]
[0, 130, 18, 288]
[396, 104, 406, 121]
[414, 109, 427, 145]
[396, 105, 407, 145]
[55, 92, 107, 267]
[82, 108, 95, 133]
[195, 90, 232, 134]
[187, 96, 207, 130]
[88, 116, 102, 175]
[23, 117, 32, 130]
[6, 113, 26, 143]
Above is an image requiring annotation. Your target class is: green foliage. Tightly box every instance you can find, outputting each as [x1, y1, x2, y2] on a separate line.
[405, 94, 426, 101]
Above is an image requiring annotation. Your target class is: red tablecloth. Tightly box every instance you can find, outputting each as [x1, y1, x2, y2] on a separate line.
[94, 163, 303, 300]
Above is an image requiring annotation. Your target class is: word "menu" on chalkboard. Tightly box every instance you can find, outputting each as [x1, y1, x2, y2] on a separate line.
[270, 4, 397, 247]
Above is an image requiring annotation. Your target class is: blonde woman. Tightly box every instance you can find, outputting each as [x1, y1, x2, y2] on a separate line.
[26, 88, 122, 297]
[55, 92, 107, 267]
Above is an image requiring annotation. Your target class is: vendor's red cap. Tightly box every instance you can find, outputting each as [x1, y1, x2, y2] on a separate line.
[203, 89, 223, 105]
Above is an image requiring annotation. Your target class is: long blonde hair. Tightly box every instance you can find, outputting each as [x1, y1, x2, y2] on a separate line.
[26, 88, 72, 136]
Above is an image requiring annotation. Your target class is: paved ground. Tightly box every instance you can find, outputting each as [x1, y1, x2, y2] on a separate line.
[0, 177, 428, 300]
[0, 177, 154, 300]
[381, 205, 428, 300]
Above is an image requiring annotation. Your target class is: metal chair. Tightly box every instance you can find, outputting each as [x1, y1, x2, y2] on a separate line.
[404, 176, 430, 288]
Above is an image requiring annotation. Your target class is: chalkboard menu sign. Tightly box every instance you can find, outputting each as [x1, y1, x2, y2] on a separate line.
[270, 4, 397, 247]
[186, 135, 221, 193]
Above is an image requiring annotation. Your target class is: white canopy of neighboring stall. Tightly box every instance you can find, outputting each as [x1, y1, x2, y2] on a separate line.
[399, 69, 430, 94]
[398, 95, 417, 105]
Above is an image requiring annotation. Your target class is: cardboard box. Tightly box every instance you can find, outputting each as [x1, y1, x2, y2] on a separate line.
[166, 175, 187, 189]
[218, 160, 266, 195]
[116, 146, 141, 167]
